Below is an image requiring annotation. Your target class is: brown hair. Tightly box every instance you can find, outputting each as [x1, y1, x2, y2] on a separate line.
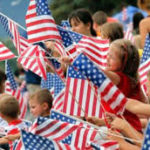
[100, 22, 124, 42]
[92, 11, 107, 25]
[29, 89, 53, 110]
[0, 94, 20, 118]
[138, 0, 150, 10]
[111, 39, 140, 86]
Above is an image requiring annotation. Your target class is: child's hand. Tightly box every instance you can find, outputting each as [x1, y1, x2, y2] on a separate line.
[106, 129, 123, 142]
[86, 116, 105, 126]
[5, 133, 20, 141]
[60, 57, 72, 65]
[0, 137, 9, 144]
[110, 117, 126, 131]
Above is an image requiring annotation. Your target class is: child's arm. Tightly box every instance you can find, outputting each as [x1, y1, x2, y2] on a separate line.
[126, 98, 150, 116]
[5, 133, 21, 141]
[0, 137, 9, 144]
[111, 117, 143, 146]
[103, 70, 120, 85]
[107, 130, 141, 150]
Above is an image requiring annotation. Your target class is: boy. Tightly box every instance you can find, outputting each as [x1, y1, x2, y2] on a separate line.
[29, 88, 53, 118]
[2, 89, 54, 143]
[0, 94, 28, 149]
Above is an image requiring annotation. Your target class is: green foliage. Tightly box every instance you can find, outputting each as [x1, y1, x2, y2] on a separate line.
[50, 0, 137, 24]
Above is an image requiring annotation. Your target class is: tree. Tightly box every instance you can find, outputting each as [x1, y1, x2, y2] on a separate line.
[50, 0, 137, 24]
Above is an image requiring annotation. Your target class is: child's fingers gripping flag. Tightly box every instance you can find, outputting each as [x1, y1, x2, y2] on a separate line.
[72, 53, 128, 115]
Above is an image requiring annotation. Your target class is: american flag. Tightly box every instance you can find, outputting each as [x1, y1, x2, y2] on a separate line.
[41, 72, 65, 111]
[57, 26, 78, 59]
[72, 53, 127, 115]
[20, 130, 80, 150]
[0, 14, 30, 54]
[41, 72, 54, 90]
[26, 0, 61, 44]
[30, 116, 82, 141]
[142, 121, 150, 150]
[63, 66, 103, 118]
[5, 61, 27, 119]
[18, 45, 47, 79]
[46, 57, 65, 81]
[60, 20, 71, 30]
[0, 41, 15, 61]
[50, 109, 98, 149]
[52, 74, 65, 111]
[0, 14, 22, 55]
[124, 24, 134, 44]
[90, 140, 119, 150]
[68, 30, 109, 69]
[139, 34, 150, 85]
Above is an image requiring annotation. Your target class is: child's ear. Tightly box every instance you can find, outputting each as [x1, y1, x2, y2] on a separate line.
[42, 102, 49, 110]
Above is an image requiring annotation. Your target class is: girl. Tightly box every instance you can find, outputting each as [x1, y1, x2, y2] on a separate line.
[99, 39, 147, 132]
[68, 8, 96, 37]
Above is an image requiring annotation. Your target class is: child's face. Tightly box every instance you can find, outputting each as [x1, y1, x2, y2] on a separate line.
[70, 18, 90, 36]
[106, 44, 122, 72]
[29, 98, 44, 118]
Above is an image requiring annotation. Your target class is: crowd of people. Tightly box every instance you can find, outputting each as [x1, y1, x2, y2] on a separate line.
[0, 0, 150, 149]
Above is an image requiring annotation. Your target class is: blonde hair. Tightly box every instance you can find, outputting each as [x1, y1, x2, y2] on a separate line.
[111, 39, 140, 86]
[29, 89, 53, 110]
[100, 22, 124, 42]
[138, 0, 150, 11]
[0, 94, 20, 118]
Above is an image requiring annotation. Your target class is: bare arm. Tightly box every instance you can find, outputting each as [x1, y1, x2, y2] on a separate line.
[107, 130, 141, 150]
[126, 99, 150, 117]
[103, 70, 120, 85]
[111, 117, 143, 146]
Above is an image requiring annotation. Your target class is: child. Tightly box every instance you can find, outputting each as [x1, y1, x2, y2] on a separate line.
[100, 22, 124, 42]
[68, 8, 96, 37]
[2, 89, 53, 144]
[92, 11, 107, 37]
[29, 88, 53, 118]
[0, 94, 29, 149]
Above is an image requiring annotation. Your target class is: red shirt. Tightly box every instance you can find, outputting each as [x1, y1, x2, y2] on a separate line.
[7, 119, 28, 150]
[102, 72, 142, 132]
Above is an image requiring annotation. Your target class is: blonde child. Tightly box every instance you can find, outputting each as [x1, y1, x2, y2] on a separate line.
[29, 88, 53, 118]
[100, 22, 124, 42]
[0, 94, 29, 149]
[3, 89, 54, 144]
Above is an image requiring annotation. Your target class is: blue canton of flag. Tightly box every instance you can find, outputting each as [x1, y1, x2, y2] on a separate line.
[21, 130, 58, 150]
[0, 15, 13, 38]
[50, 109, 76, 145]
[6, 61, 18, 90]
[49, 58, 61, 70]
[142, 121, 150, 150]
[60, 20, 71, 29]
[53, 74, 65, 97]
[36, 0, 51, 16]
[41, 72, 54, 90]
[57, 26, 74, 48]
[72, 53, 106, 88]
[140, 34, 150, 64]
[68, 30, 82, 43]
